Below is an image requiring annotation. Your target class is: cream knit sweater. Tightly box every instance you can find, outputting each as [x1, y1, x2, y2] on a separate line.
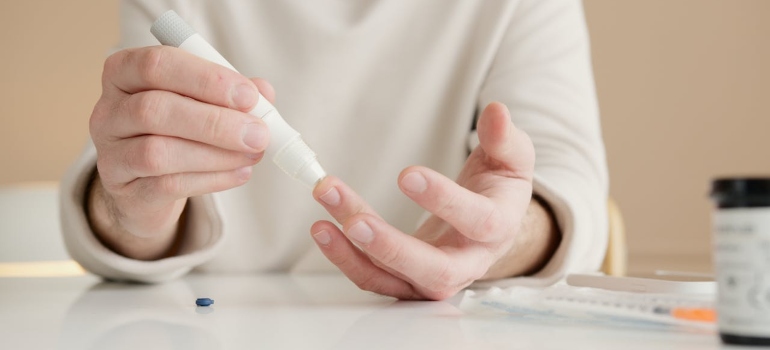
[61, 0, 608, 287]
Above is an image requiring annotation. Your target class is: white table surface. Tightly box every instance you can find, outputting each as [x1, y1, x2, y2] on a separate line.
[0, 183, 743, 349]
[0, 273, 743, 350]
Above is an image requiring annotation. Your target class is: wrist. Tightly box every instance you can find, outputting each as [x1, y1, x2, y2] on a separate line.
[522, 195, 561, 273]
[85, 171, 185, 260]
[480, 194, 561, 280]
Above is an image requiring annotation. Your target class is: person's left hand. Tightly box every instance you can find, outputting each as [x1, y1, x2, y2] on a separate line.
[310, 102, 540, 300]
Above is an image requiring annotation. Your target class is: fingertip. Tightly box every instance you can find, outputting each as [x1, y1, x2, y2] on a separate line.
[398, 170, 428, 195]
[477, 102, 536, 177]
[312, 229, 332, 246]
[340, 212, 376, 233]
[310, 220, 329, 234]
[312, 221, 347, 249]
[489, 101, 510, 117]
[231, 81, 259, 111]
[478, 102, 511, 143]
[245, 151, 264, 163]
[241, 121, 270, 152]
[250, 77, 276, 104]
[312, 175, 339, 200]
[235, 166, 253, 183]
[397, 165, 424, 182]
[312, 219, 343, 233]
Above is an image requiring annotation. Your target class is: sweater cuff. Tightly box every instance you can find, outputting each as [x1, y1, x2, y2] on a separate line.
[471, 174, 608, 288]
[466, 130, 608, 289]
[59, 140, 226, 283]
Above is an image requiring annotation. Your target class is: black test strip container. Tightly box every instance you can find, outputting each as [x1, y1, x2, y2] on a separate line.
[711, 178, 770, 346]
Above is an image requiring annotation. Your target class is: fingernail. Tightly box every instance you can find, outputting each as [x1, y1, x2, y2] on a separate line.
[231, 83, 257, 109]
[319, 187, 341, 206]
[348, 221, 374, 244]
[313, 230, 331, 246]
[236, 166, 252, 181]
[401, 172, 427, 194]
[242, 123, 267, 151]
[245, 152, 262, 160]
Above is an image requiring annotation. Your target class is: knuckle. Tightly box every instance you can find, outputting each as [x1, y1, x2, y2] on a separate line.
[131, 92, 164, 130]
[426, 262, 454, 293]
[95, 160, 119, 190]
[435, 191, 459, 218]
[102, 180, 128, 198]
[325, 251, 348, 267]
[158, 174, 185, 197]
[201, 107, 229, 144]
[101, 51, 124, 85]
[377, 244, 406, 269]
[329, 254, 357, 275]
[89, 98, 111, 139]
[135, 137, 168, 175]
[96, 166, 132, 199]
[102, 181, 124, 196]
[209, 168, 248, 194]
[340, 203, 367, 224]
[100, 183, 121, 198]
[136, 47, 167, 86]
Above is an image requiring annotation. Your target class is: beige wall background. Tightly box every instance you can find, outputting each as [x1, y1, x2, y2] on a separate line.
[1, 1, 768, 274]
[0, 1, 118, 185]
[584, 0, 770, 273]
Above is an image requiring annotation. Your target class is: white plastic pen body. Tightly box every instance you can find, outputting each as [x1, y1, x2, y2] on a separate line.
[151, 10, 326, 188]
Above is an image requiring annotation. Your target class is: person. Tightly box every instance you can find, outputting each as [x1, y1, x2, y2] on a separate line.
[61, 0, 608, 300]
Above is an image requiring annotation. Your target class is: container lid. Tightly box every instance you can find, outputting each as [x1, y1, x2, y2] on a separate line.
[711, 178, 770, 199]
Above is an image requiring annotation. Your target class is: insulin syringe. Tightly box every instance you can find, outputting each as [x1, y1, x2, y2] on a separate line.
[150, 10, 326, 188]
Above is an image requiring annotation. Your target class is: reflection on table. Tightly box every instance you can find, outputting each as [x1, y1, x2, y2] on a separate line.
[0, 274, 723, 350]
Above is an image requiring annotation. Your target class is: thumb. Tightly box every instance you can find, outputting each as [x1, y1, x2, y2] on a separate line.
[477, 102, 535, 180]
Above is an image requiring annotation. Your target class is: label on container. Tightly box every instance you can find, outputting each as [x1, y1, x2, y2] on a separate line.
[714, 208, 770, 337]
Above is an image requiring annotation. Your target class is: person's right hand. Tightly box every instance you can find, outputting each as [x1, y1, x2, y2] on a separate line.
[88, 46, 274, 259]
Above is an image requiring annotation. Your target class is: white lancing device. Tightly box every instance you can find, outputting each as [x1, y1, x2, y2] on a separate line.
[150, 10, 326, 188]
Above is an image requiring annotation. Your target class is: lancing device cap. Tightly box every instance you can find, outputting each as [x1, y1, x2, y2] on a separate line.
[151, 10, 196, 47]
[296, 162, 327, 188]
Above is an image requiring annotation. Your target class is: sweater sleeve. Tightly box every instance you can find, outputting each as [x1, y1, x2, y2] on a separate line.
[59, 0, 225, 283]
[472, 0, 609, 288]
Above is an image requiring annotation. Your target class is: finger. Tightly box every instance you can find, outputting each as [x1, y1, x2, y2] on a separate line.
[103, 90, 269, 153]
[103, 135, 260, 183]
[250, 78, 275, 105]
[341, 213, 485, 300]
[312, 176, 419, 285]
[103, 46, 259, 111]
[123, 166, 253, 204]
[312, 176, 383, 223]
[477, 102, 535, 180]
[310, 221, 420, 300]
[313, 177, 485, 299]
[398, 166, 506, 243]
